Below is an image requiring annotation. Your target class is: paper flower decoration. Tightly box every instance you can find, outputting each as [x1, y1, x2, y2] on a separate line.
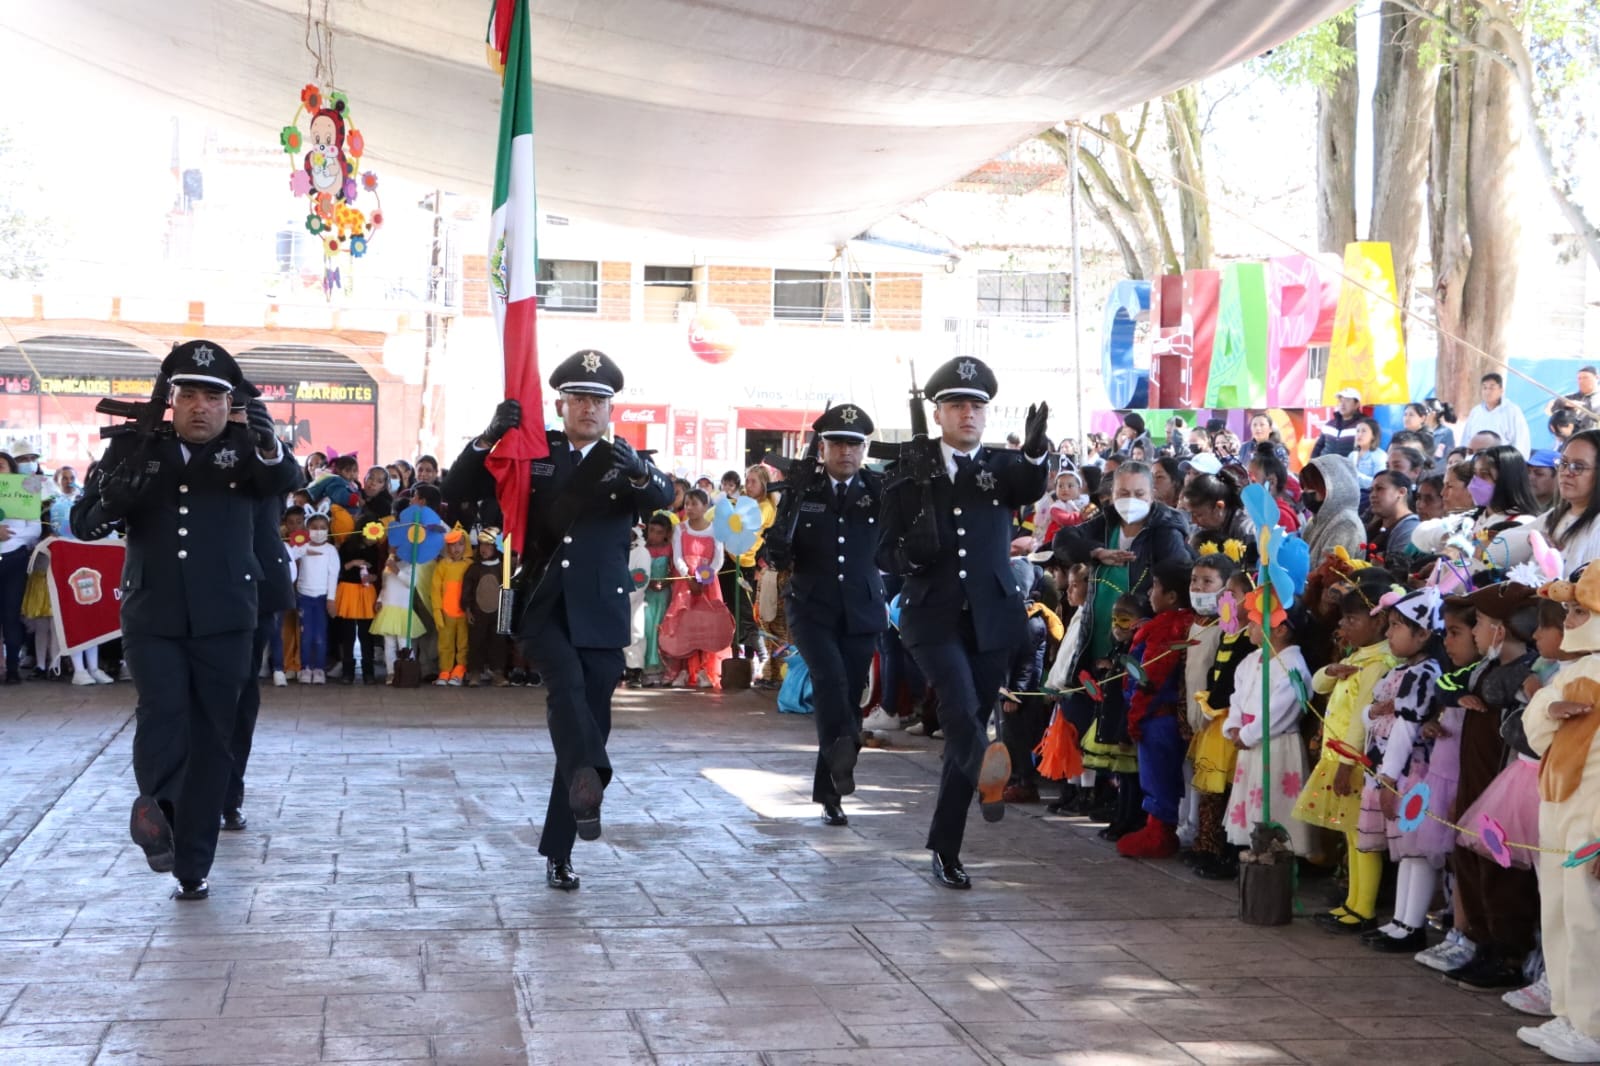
[1221, 538, 1247, 563]
[1564, 838, 1600, 868]
[630, 567, 649, 590]
[361, 171, 379, 192]
[711, 495, 763, 556]
[288, 529, 309, 547]
[1076, 670, 1104, 702]
[350, 236, 368, 258]
[1122, 656, 1148, 688]
[1217, 589, 1243, 636]
[1325, 738, 1372, 768]
[387, 505, 445, 565]
[280, 125, 303, 154]
[694, 565, 716, 585]
[1197, 540, 1220, 557]
[887, 593, 902, 629]
[1396, 782, 1431, 832]
[1241, 483, 1279, 530]
[362, 521, 386, 542]
[300, 84, 322, 110]
[1478, 815, 1513, 868]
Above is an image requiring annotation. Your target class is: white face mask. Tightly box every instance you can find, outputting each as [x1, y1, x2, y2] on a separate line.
[1113, 497, 1151, 524]
[17, 461, 37, 475]
[1191, 590, 1219, 616]
[308, 529, 329, 545]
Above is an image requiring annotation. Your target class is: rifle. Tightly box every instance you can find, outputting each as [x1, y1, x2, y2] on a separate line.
[95, 372, 172, 443]
[765, 406, 828, 556]
[868, 362, 942, 567]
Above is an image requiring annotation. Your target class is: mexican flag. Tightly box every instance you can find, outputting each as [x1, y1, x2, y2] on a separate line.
[485, 0, 547, 556]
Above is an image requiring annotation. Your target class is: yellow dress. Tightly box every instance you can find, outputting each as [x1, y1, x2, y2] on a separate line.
[22, 568, 51, 618]
[1292, 641, 1399, 831]
[1188, 712, 1237, 794]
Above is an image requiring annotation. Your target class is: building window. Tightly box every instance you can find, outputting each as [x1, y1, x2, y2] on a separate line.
[977, 270, 1070, 315]
[644, 265, 694, 287]
[275, 228, 318, 274]
[773, 269, 872, 323]
[643, 265, 695, 323]
[536, 259, 598, 312]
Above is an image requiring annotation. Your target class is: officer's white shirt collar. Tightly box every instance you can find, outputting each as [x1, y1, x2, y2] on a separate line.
[829, 474, 854, 493]
[940, 440, 979, 480]
[571, 440, 599, 461]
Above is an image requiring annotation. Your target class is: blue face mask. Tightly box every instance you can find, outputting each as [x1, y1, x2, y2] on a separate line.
[388, 477, 401, 494]
[17, 461, 37, 475]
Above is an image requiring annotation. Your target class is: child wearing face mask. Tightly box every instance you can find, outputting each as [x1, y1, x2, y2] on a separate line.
[290, 513, 340, 684]
[1224, 584, 1313, 858]
[1185, 561, 1247, 879]
[1295, 587, 1399, 932]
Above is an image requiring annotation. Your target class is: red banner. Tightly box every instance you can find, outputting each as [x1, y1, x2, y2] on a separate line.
[39, 537, 126, 653]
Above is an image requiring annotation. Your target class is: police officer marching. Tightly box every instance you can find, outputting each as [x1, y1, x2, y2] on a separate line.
[876, 356, 1049, 889]
[445, 349, 674, 892]
[764, 404, 887, 828]
[71, 341, 302, 900]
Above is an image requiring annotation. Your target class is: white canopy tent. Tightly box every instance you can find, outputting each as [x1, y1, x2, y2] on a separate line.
[4, 0, 1345, 243]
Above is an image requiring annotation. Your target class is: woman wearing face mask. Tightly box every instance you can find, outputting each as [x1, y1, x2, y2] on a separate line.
[0, 451, 43, 684]
[1415, 445, 1541, 574]
[1536, 428, 1600, 575]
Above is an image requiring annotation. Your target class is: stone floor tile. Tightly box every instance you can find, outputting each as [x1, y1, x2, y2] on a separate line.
[635, 1004, 857, 1054]
[1175, 1040, 1302, 1064]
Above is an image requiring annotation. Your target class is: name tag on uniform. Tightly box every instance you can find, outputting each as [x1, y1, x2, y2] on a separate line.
[531, 462, 555, 476]
[800, 501, 827, 513]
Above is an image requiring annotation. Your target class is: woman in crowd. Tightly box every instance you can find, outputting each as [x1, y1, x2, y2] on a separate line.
[1151, 456, 1184, 510]
[1537, 428, 1600, 574]
[1351, 417, 1388, 491]
[735, 465, 776, 670]
[1418, 445, 1541, 574]
[1238, 413, 1289, 469]
[303, 450, 328, 484]
[1424, 399, 1457, 463]
[361, 466, 393, 519]
[1415, 473, 1447, 521]
[1181, 471, 1255, 564]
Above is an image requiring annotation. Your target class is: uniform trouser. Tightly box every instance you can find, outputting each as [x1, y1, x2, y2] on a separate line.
[0, 549, 27, 673]
[467, 614, 509, 677]
[437, 615, 468, 676]
[788, 614, 875, 805]
[522, 613, 623, 861]
[225, 613, 276, 811]
[907, 617, 1008, 858]
[125, 628, 252, 882]
[1136, 715, 1185, 825]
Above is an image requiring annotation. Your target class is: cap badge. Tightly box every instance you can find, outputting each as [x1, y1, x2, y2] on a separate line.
[581, 351, 602, 373]
[192, 345, 215, 367]
[839, 406, 859, 424]
[957, 359, 977, 381]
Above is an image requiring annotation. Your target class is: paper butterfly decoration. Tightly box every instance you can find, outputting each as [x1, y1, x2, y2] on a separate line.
[1478, 814, 1513, 869]
[1396, 782, 1431, 833]
[1217, 590, 1244, 636]
[711, 495, 764, 556]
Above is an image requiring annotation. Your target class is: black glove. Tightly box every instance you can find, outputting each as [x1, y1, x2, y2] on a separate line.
[483, 399, 522, 445]
[1023, 402, 1051, 459]
[98, 460, 151, 519]
[611, 437, 648, 482]
[245, 398, 279, 453]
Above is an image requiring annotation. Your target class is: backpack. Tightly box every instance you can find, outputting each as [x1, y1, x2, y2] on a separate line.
[777, 653, 814, 714]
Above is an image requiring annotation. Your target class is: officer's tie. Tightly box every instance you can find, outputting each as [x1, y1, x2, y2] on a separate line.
[835, 480, 849, 513]
[954, 453, 975, 478]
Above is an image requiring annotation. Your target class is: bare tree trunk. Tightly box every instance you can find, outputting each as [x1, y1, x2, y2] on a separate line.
[1457, 16, 1522, 398]
[1430, 19, 1474, 412]
[1164, 88, 1212, 271]
[1369, 1, 1438, 325]
[1317, 14, 1359, 254]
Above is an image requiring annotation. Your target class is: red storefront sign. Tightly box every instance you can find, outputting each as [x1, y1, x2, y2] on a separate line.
[701, 418, 728, 462]
[615, 403, 668, 425]
[672, 410, 699, 462]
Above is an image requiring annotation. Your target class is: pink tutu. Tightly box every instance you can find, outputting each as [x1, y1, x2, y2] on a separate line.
[1456, 755, 1541, 870]
[1389, 711, 1463, 866]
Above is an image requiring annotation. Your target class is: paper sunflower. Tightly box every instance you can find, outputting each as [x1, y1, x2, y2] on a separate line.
[362, 521, 386, 542]
[1221, 538, 1247, 562]
[1396, 782, 1431, 833]
[1197, 540, 1220, 557]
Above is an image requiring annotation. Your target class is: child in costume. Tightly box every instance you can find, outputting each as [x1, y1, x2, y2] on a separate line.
[1117, 558, 1197, 859]
[370, 547, 426, 684]
[641, 514, 675, 686]
[1295, 586, 1399, 931]
[430, 526, 472, 686]
[1224, 583, 1312, 857]
[1086, 592, 1150, 841]
[1436, 580, 1541, 989]
[662, 489, 732, 689]
[332, 521, 386, 685]
[1185, 558, 1244, 879]
[462, 528, 509, 687]
[1044, 561, 1096, 815]
[289, 511, 340, 684]
[1353, 587, 1447, 953]
[1515, 565, 1600, 1063]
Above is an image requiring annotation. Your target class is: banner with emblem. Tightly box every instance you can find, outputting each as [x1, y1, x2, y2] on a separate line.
[35, 536, 125, 654]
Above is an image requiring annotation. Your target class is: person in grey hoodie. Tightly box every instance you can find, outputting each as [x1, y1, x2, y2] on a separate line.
[1300, 453, 1367, 564]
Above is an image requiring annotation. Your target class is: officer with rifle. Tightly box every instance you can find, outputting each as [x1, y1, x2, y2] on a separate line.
[445, 349, 674, 891]
[875, 357, 1050, 889]
[764, 403, 886, 828]
[72, 341, 301, 900]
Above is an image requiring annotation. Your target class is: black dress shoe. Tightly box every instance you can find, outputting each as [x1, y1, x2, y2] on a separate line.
[824, 736, 858, 796]
[172, 879, 209, 901]
[930, 852, 971, 890]
[821, 803, 848, 827]
[568, 766, 604, 842]
[1367, 924, 1428, 953]
[1447, 952, 1525, 990]
[546, 858, 580, 891]
[221, 809, 247, 832]
[130, 796, 175, 873]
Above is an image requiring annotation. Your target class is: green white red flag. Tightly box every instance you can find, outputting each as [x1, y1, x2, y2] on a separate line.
[486, 0, 547, 555]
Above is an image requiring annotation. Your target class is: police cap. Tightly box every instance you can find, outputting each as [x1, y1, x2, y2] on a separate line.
[548, 349, 623, 397]
[925, 356, 998, 404]
[163, 340, 243, 394]
[812, 403, 874, 442]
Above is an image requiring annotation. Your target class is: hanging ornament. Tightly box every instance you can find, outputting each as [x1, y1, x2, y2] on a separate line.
[1396, 782, 1431, 833]
[281, 83, 382, 299]
[1478, 815, 1513, 869]
[1565, 838, 1600, 869]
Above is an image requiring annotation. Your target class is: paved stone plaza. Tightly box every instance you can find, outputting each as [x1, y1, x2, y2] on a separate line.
[0, 682, 1548, 1065]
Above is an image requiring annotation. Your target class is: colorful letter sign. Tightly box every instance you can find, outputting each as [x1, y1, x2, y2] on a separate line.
[1324, 242, 1408, 405]
[1101, 279, 1151, 409]
[1206, 262, 1269, 410]
[1148, 275, 1189, 409]
[1181, 269, 1220, 406]
[1266, 254, 1339, 409]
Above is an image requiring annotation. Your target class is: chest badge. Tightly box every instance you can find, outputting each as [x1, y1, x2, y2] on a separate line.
[855, 493, 872, 509]
[213, 447, 239, 469]
[976, 470, 996, 491]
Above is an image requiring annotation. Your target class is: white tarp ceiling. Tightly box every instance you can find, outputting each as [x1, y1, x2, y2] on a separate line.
[3, 0, 1346, 243]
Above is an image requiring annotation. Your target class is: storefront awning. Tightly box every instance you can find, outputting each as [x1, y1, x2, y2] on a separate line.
[736, 407, 825, 433]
